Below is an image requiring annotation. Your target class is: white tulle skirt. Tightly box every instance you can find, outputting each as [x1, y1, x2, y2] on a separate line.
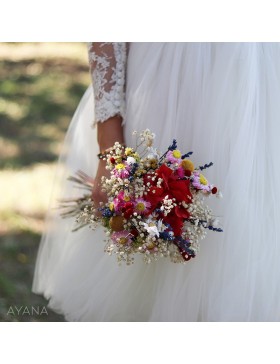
[32, 43, 280, 321]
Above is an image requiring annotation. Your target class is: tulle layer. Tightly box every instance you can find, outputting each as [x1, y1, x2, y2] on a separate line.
[32, 43, 280, 321]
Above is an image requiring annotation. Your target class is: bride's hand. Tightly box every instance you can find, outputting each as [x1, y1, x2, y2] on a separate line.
[91, 159, 110, 209]
[93, 114, 125, 211]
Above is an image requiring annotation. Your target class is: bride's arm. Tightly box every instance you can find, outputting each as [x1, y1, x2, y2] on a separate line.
[97, 115, 124, 151]
[87, 42, 128, 203]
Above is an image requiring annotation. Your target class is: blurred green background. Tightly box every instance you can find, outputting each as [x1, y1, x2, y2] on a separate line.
[0, 42, 91, 321]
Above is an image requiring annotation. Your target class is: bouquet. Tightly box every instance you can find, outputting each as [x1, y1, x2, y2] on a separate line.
[60, 129, 222, 265]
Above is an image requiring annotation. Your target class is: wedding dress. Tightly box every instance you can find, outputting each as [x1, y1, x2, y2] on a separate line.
[32, 42, 280, 321]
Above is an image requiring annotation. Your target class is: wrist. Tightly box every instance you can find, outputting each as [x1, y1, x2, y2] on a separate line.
[97, 115, 124, 150]
[97, 143, 126, 160]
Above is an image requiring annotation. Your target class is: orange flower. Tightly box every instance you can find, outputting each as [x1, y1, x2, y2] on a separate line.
[109, 216, 125, 231]
[180, 159, 195, 172]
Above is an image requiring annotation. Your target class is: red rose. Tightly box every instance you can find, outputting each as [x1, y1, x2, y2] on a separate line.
[124, 208, 134, 219]
[156, 164, 192, 203]
[163, 213, 184, 236]
[168, 179, 192, 203]
[124, 202, 134, 209]
[174, 205, 190, 219]
[163, 206, 190, 236]
[121, 201, 134, 219]
[145, 186, 164, 211]
[144, 164, 192, 236]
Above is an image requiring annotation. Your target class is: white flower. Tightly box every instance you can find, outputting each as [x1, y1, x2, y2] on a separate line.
[143, 222, 159, 237]
[140, 129, 156, 147]
[142, 219, 167, 238]
[157, 219, 168, 233]
[126, 156, 136, 165]
[142, 128, 152, 136]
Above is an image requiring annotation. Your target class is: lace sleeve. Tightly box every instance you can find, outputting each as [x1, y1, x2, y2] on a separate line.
[87, 42, 128, 126]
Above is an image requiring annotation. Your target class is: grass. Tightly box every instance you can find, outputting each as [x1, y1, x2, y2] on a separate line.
[0, 42, 91, 321]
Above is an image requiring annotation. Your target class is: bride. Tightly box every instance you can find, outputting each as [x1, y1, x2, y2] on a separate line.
[32, 42, 280, 321]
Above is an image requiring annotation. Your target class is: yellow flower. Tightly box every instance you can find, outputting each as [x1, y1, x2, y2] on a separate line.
[172, 150, 181, 159]
[109, 202, 114, 211]
[199, 174, 208, 185]
[125, 147, 133, 156]
[136, 202, 145, 211]
[131, 153, 140, 161]
[115, 163, 125, 170]
[118, 237, 128, 245]
[124, 195, 130, 202]
[181, 159, 195, 172]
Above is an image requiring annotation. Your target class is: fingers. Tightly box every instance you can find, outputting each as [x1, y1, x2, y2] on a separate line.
[91, 160, 111, 215]
[91, 189, 107, 204]
[91, 188, 107, 218]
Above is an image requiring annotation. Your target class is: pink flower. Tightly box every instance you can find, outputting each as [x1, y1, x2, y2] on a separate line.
[113, 198, 124, 213]
[111, 230, 133, 245]
[113, 190, 133, 213]
[113, 162, 131, 178]
[175, 166, 185, 178]
[192, 171, 212, 192]
[134, 198, 151, 215]
[166, 150, 182, 164]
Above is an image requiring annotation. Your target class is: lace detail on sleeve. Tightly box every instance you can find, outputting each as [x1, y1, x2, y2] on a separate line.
[87, 42, 128, 126]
